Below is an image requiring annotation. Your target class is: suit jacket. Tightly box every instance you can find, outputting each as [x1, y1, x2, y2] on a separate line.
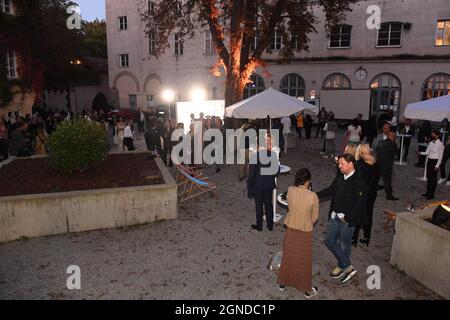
[247, 150, 279, 198]
[317, 171, 368, 227]
[376, 139, 398, 170]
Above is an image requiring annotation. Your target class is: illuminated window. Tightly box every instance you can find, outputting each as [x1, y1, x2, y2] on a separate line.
[436, 20, 450, 46]
[422, 73, 450, 100]
[323, 73, 351, 89]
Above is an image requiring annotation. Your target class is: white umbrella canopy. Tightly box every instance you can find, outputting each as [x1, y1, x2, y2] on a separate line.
[404, 94, 450, 122]
[225, 87, 319, 119]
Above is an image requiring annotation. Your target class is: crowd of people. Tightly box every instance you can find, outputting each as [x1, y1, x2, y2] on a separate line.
[244, 109, 449, 298]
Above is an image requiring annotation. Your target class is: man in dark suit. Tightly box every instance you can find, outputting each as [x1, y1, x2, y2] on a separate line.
[247, 134, 279, 231]
[376, 131, 399, 200]
[317, 153, 367, 284]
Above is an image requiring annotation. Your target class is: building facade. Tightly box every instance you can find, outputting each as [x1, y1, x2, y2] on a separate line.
[106, 0, 450, 120]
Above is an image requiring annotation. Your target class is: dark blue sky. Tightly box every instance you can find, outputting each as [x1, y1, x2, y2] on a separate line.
[75, 0, 106, 21]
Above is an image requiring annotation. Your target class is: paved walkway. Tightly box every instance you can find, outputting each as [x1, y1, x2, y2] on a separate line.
[0, 130, 446, 299]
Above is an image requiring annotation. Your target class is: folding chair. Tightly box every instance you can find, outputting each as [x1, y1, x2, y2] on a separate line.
[177, 166, 217, 202]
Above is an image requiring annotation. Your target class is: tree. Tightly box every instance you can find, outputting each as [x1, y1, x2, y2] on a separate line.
[0, 0, 81, 105]
[141, 0, 358, 107]
[80, 19, 107, 59]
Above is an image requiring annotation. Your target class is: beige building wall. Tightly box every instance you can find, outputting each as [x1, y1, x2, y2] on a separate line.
[106, 0, 450, 119]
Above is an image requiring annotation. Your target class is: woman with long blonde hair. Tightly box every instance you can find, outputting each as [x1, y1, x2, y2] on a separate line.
[352, 144, 378, 247]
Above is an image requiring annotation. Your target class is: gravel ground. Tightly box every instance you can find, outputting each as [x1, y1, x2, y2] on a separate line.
[0, 129, 446, 300]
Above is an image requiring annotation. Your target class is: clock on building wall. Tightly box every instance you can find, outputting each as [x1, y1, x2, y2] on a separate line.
[355, 67, 368, 81]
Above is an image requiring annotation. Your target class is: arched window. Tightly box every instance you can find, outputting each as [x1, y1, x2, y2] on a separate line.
[244, 74, 265, 99]
[323, 73, 351, 89]
[280, 73, 305, 98]
[422, 73, 450, 100]
[370, 73, 401, 117]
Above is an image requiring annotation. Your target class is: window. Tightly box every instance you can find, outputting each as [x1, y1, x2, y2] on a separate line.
[174, 34, 183, 56]
[422, 73, 450, 100]
[129, 95, 137, 109]
[148, 1, 156, 14]
[269, 30, 282, 51]
[1, 0, 12, 14]
[6, 50, 17, 79]
[280, 73, 305, 99]
[119, 54, 129, 68]
[377, 22, 402, 47]
[370, 73, 401, 117]
[208, 87, 217, 100]
[149, 32, 156, 55]
[329, 25, 352, 48]
[291, 34, 300, 50]
[204, 31, 213, 55]
[436, 20, 450, 46]
[244, 74, 265, 99]
[323, 73, 351, 89]
[118, 16, 127, 30]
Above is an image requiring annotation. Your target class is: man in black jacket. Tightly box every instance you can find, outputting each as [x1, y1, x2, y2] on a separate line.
[317, 153, 367, 284]
[376, 131, 399, 200]
[247, 134, 280, 232]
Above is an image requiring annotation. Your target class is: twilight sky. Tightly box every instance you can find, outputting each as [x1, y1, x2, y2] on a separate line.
[74, 0, 106, 21]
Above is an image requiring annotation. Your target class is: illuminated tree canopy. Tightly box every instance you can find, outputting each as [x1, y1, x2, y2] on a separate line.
[141, 0, 358, 106]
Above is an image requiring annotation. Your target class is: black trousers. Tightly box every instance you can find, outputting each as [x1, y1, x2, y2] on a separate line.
[377, 166, 393, 197]
[316, 122, 325, 138]
[440, 150, 450, 181]
[297, 127, 302, 138]
[123, 137, 135, 151]
[403, 138, 411, 161]
[426, 159, 439, 197]
[255, 189, 274, 229]
[353, 189, 378, 241]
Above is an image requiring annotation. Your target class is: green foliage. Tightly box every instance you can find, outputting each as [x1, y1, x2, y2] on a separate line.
[80, 19, 107, 58]
[48, 119, 109, 175]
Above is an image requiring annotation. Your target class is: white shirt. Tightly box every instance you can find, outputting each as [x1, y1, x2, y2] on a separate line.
[124, 125, 133, 138]
[389, 116, 398, 127]
[344, 170, 355, 180]
[281, 117, 292, 134]
[420, 139, 445, 168]
[347, 125, 361, 142]
[140, 112, 145, 122]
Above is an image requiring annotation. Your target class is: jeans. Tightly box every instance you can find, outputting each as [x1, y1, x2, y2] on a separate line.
[324, 217, 355, 270]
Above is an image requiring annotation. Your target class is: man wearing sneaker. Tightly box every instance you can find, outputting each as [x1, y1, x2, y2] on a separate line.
[420, 130, 445, 200]
[317, 154, 367, 284]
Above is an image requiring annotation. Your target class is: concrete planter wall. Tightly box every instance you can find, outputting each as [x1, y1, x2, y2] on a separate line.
[390, 208, 450, 299]
[0, 157, 177, 243]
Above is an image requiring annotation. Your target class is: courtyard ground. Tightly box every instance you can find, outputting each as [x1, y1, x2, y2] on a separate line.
[0, 129, 446, 300]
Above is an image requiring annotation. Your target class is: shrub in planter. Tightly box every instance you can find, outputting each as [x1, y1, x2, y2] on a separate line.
[48, 119, 109, 175]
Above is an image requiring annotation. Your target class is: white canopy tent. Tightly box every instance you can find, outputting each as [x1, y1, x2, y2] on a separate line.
[225, 87, 318, 219]
[225, 87, 319, 119]
[404, 94, 450, 122]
